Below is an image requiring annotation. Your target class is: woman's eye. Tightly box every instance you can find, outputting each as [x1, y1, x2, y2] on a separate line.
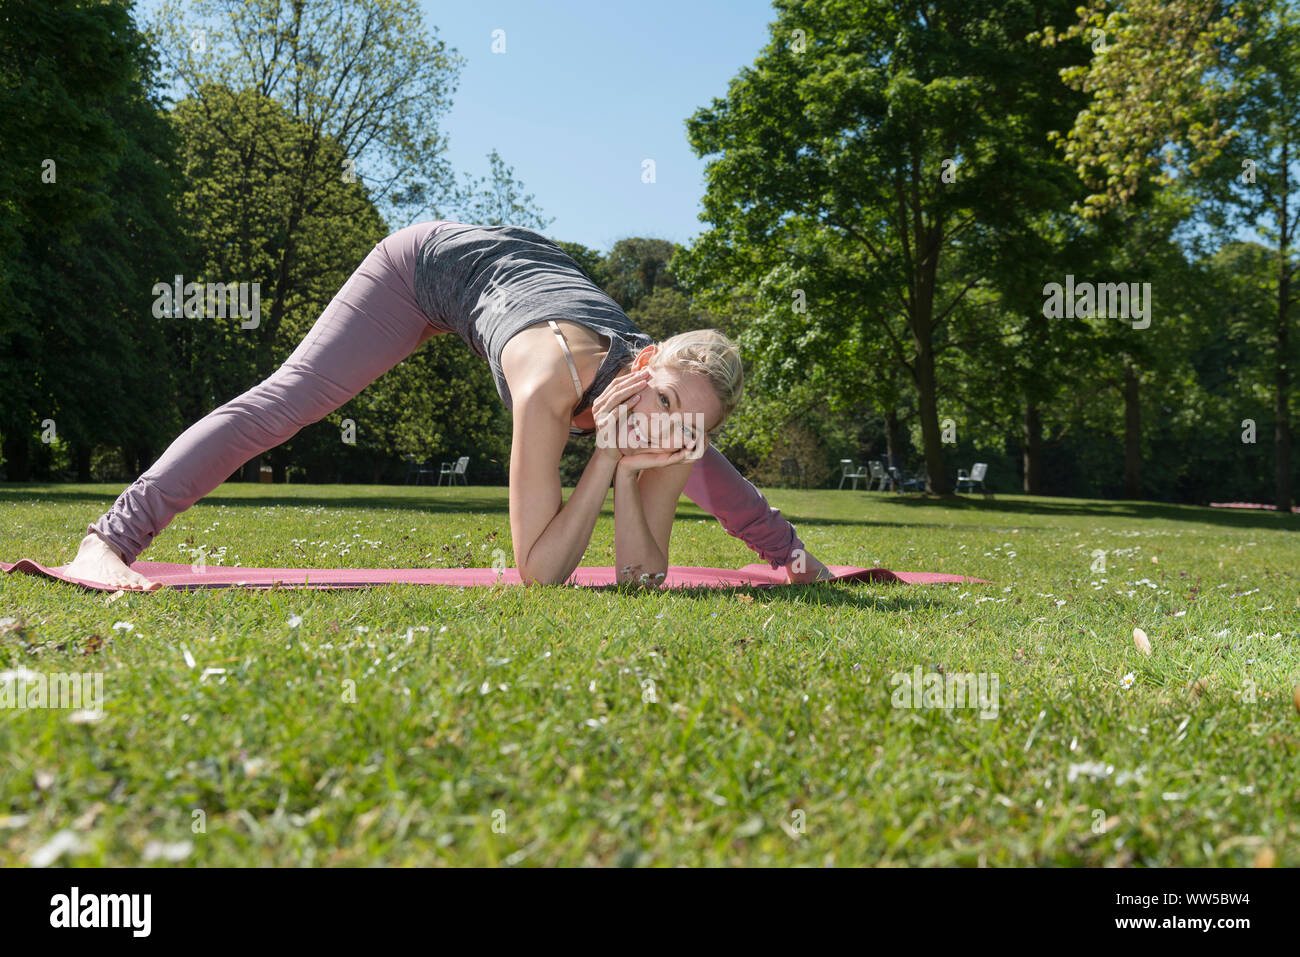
[659, 393, 668, 408]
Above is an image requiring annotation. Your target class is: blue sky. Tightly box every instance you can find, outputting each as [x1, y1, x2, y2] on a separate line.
[421, 1, 776, 251]
[136, 0, 778, 253]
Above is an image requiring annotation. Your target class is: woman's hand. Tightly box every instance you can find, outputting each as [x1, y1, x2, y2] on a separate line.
[616, 428, 706, 477]
[616, 446, 688, 477]
[591, 368, 651, 463]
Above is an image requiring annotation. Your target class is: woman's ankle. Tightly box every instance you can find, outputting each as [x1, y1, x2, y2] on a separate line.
[85, 528, 129, 564]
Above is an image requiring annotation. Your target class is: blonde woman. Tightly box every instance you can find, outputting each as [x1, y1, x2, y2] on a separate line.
[66, 222, 832, 589]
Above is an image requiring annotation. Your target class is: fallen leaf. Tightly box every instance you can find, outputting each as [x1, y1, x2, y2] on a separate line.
[72, 802, 105, 831]
[1133, 627, 1151, 656]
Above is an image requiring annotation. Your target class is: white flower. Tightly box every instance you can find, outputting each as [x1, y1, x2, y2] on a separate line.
[111, 621, 134, 632]
[30, 830, 86, 868]
[287, 614, 302, 629]
[1121, 672, 1135, 690]
[143, 840, 193, 862]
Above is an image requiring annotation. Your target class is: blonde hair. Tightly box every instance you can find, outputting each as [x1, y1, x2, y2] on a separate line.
[649, 329, 744, 429]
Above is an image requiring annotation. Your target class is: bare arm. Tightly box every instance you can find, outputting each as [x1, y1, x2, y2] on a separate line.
[613, 453, 693, 584]
[508, 367, 651, 585]
[509, 398, 617, 585]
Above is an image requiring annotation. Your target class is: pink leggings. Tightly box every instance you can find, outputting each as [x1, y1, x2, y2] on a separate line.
[89, 223, 804, 569]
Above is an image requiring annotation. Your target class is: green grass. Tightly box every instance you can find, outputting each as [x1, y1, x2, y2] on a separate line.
[1, 481, 1298, 866]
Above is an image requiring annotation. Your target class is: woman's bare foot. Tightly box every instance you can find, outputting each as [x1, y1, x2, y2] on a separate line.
[61, 532, 160, 591]
[786, 549, 833, 584]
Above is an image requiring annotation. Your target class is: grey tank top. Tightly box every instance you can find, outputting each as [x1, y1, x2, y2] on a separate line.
[412, 222, 653, 436]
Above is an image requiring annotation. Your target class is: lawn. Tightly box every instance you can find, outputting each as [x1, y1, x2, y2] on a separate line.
[1, 482, 1297, 866]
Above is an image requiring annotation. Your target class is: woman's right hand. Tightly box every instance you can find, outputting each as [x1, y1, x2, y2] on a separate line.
[591, 368, 651, 463]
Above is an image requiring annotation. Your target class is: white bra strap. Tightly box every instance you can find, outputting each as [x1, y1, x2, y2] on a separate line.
[547, 320, 585, 403]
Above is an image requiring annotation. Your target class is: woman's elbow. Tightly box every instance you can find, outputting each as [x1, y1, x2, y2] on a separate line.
[518, 561, 569, 586]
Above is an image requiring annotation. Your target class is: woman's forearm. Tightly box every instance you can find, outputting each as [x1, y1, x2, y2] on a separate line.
[613, 466, 667, 583]
[521, 449, 619, 584]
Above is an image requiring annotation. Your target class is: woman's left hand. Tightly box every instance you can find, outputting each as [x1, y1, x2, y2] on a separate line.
[618, 429, 708, 476]
[616, 447, 689, 476]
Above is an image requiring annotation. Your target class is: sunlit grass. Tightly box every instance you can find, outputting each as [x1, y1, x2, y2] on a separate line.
[1, 482, 1297, 865]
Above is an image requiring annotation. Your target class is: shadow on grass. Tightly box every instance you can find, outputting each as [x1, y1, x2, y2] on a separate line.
[0, 484, 511, 515]
[3, 569, 951, 613]
[3, 484, 952, 531]
[585, 583, 949, 612]
[850, 491, 1300, 531]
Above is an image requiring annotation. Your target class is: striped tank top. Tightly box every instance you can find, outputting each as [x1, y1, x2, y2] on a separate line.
[412, 222, 653, 436]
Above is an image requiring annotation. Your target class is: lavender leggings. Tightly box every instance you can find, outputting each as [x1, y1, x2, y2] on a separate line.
[89, 222, 805, 569]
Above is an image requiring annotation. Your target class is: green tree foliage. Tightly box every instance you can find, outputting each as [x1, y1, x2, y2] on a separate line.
[0, 0, 182, 480]
[678, 0, 1089, 493]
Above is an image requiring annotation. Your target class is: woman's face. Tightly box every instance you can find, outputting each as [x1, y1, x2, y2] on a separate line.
[613, 350, 722, 456]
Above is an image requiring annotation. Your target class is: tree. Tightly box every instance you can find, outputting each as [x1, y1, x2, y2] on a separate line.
[1038, 0, 1295, 508]
[0, 0, 181, 480]
[678, 0, 1089, 493]
[151, 0, 549, 483]
[1198, 0, 1299, 509]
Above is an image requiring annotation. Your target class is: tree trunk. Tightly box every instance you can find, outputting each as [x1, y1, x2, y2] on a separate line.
[915, 336, 948, 493]
[3, 431, 31, 481]
[75, 444, 91, 482]
[1123, 360, 1141, 499]
[909, 166, 948, 495]
[242, 455, 261, 482]
[1275, 141, 1293, 511]
[1022, 403, 1042, 494]
[884, 409, 903, 466]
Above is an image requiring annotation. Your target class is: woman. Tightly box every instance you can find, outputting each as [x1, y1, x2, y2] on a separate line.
[64, 221, 832, 589]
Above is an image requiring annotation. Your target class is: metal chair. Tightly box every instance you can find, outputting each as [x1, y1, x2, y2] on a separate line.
[780, 457, 804, 488]
[438, 455, 470, 486]
[406, 457, 437, 485]
[868, 459, 892, 492]
[890, 464, 927, 492]
[838, 459, 868, 490]
[956, 462, 989, 494]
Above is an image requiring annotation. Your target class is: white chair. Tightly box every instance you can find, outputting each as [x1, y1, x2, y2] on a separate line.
[838, 459, 868, 490]
[955, 462, 988, 494]
[867, 459, 891, 492]
[438, 455, 470, 486]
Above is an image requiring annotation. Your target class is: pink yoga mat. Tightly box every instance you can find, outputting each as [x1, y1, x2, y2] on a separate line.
[1, 558, 987, 591]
